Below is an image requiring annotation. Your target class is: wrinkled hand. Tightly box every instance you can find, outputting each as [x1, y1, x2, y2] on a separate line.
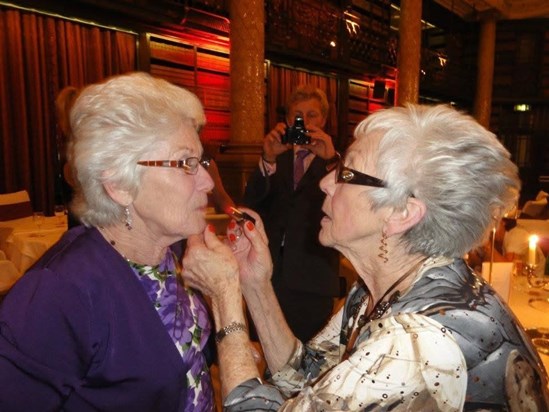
[301, 126, 336, 160]
[182, 227, 240, 301]
[263, 122, 291, 162]
[226, 208, 273, 290]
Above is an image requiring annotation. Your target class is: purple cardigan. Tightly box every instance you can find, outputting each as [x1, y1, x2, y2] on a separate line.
[0, 226, 208, 411]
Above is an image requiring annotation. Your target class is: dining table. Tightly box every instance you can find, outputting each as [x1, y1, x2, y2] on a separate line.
[517, 218, 549, 238]
[507, 274, 549, 376]
[0, 215, 68, 274]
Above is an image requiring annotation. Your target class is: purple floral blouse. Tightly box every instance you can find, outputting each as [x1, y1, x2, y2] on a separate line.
[129, 250, 214, 411]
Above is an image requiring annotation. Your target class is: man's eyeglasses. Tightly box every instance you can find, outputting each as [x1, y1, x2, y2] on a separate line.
[137, 156, 211, 175]
[326, 153, 386, 188]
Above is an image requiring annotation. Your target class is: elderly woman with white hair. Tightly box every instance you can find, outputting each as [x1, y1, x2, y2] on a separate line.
[0, 73, 215, 411]
[183, 104, 548, 410]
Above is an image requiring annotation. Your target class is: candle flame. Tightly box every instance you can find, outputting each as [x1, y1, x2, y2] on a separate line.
[528, 235, 538, 266]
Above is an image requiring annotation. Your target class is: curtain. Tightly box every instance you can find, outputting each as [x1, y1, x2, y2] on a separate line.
[0, 6, 136, 213]
[266, 64, 339, 144]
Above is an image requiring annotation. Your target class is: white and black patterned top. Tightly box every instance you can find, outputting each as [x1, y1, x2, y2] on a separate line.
[224, 257, 549, 411]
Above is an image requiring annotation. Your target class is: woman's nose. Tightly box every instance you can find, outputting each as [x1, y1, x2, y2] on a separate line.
[198, 165, 215, 192]
[320, 170, 336, 195]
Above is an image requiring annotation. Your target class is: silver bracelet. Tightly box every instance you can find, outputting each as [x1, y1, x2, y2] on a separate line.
[215, 321, 248, 344]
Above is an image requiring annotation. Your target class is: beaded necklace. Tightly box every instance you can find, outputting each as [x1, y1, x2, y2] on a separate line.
[343, 257, 428, 361]
[100, 228, 186, 341]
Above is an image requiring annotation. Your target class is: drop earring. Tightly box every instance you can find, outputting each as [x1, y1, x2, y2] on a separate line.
[378, 230, 388, 263]
[124, 206, 133, 230]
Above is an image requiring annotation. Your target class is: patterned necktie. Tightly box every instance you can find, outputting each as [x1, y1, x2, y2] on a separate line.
[293, 149, 310, 189]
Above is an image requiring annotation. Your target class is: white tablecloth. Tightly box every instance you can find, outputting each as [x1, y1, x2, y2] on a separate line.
[507, 275, 549, 375]
[0, 215, 67, 274]
[518, 219, 549, 238]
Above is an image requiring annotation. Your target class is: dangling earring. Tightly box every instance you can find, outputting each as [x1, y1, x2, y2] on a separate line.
[378, 230, 388, 263]
[124, 206, 133, 230]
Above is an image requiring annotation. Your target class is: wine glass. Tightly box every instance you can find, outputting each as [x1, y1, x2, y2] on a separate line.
[523, 261, 549, 357]
[524, 262, 549, 291]
[33, 211, 45, 231]
[54, 204, 66, 225]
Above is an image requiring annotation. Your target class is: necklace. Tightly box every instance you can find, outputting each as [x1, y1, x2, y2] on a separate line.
[99, 226, 188, 341]
[342, 257, 428, 360]
[98, 227, 129, 261]
[99, 226, 169, 267]
[107, 239, 129, 262]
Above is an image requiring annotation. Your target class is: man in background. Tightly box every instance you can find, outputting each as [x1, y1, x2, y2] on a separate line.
[244, 85, 341, 342]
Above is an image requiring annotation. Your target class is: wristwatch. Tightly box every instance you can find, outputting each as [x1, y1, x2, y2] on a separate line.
[215, 321, 248, 344]
[261, 153, 276, 165]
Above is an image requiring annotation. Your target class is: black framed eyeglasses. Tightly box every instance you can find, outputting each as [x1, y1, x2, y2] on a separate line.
[137, 156, 211, 175]
[326, 153, 386, 188]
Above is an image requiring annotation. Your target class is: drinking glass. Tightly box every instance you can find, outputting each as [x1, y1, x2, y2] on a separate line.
[54, 204, 66, 225]
[511, 258, 530, 292]
[524, 263, 549, 291]
[523, 263, 549, 356]
[33, 211, 45, 231]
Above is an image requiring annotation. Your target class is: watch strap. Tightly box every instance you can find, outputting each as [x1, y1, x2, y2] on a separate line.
[215, 321, 248, 344]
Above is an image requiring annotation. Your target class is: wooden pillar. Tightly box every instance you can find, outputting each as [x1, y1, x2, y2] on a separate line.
[229, 0, 265, 143]
[473, 12, 498, 128]
[396, 0, 422, 105]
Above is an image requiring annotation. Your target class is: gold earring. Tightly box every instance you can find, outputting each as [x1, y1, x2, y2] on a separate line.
[378, 230, 388, 263]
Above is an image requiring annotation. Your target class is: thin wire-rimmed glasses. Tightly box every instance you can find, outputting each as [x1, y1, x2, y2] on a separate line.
[137, 156, 211, 175]
[326, 152, 386, 188]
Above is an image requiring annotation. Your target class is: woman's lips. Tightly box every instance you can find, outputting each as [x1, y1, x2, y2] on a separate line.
[321, 214, 331, 225]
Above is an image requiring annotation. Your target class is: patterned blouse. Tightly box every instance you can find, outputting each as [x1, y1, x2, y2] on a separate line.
[129, 250, 214, 411]
[224, 257, 549, 411]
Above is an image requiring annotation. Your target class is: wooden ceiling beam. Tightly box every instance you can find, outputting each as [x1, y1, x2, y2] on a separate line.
[433, 0, 549, 20]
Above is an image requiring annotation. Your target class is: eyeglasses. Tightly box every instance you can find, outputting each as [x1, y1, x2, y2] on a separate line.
[137, 156, 211, 175]
[326, 153, 386, 188]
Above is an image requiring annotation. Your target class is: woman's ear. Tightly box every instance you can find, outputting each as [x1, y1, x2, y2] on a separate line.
[102, 172, 133, 206]
[384, 197, 426, 237]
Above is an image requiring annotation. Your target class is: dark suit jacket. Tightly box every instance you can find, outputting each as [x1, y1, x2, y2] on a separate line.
[244, 150, 340, 297]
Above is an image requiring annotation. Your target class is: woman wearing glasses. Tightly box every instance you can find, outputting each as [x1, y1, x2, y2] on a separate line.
[183, 104, 548, 410]
[0, 73, 215, 411]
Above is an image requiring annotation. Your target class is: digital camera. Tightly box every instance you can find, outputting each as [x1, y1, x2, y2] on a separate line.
[281, 116, 310, 145]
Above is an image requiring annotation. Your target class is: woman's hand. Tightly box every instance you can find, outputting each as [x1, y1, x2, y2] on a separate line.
[182, 226, 240, 301]
[226, 209, 273, 291]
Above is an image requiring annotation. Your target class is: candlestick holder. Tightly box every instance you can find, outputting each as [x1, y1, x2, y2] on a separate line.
[524, 263, 549, 290]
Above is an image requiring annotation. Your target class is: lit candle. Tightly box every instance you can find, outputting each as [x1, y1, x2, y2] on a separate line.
[528, 235, 538, 266]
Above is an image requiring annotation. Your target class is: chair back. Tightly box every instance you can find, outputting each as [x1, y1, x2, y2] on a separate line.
[521, 198, 548, 219]
[0, 190, 33, 221]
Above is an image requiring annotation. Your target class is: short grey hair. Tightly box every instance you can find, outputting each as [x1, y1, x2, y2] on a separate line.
[69, 72, 206, 227]
[354, 104, 520, 258]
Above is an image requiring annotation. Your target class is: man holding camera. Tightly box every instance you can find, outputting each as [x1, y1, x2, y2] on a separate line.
[244, 85, 341, 342]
